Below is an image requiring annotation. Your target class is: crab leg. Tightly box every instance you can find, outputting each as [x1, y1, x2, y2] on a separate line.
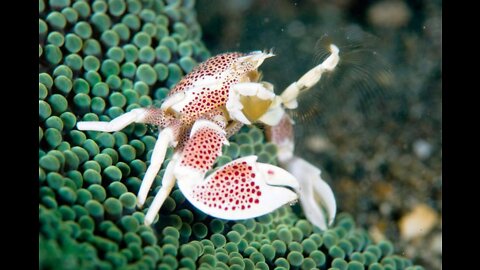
[75, 107, 177, 209]
[280, 44, 340, 109]
[174, 119, 229, 182]
[144, 153, 179, 225]
[77, 108, 150, 132]
[266, 114, 336, 230]
[226, 121, 244, 138]
[285, 157, 336, 230]
[137, 127, 177, 208]
[142, 119, 227, 225]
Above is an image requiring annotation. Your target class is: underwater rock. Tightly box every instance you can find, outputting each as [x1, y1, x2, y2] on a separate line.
[367, 0, 411, 29]
[399, 204, 438, 241]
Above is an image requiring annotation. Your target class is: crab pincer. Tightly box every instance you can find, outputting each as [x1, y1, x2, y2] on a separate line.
[173, 119, 299, 220]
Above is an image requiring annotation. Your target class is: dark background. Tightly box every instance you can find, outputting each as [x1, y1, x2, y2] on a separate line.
[196, 0, 442, 269]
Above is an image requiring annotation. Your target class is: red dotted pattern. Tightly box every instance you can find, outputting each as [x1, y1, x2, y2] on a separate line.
[145, 108, 173, 127]
[156, 52, 262, 159]
[179, 86, 230, 125]
[180, 127, 224, 173]
[192, 161, 262, 211]
[175, 128, 190, 151]
[201, 108, 227, 130]
[226, 122, 244, 138]
[169, 52, 244, 96]
[168, 53, 248, 126]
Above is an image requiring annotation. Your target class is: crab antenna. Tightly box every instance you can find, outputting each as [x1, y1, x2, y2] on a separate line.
[77, 108, 149, 132]
[137, 127, 176, 208]
[280, 44, 340, 109]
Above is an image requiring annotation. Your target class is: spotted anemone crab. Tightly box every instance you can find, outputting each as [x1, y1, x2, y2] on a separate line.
[77, 44, 340, 230]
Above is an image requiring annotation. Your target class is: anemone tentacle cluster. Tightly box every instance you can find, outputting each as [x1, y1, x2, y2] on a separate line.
[39, 0, 424, 269]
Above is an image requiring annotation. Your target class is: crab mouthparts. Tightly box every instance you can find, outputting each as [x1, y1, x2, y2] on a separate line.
[239, 96, 273, 123]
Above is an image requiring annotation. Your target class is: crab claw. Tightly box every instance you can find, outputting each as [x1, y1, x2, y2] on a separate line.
[266, 114, 336, 230]
[172, 119, 299, 220]
[286, 157, 336, 230]
[176, 156, 299, 220]
[144, 119, 228, 225]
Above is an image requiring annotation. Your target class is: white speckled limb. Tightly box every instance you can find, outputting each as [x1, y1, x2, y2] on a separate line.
[137, 127, 176, 208]
[281, 44, 340, 109]
[144, 153, 179, 226]
[144, 120, 229, 226]
[189, 119, 227, 141]
[76, 108, 150, 132]
[266, 114, 336, 230]
[286, 156, 336, 230]
[173, 120, 229, 185]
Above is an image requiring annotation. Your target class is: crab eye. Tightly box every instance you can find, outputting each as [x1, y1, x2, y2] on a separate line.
[236, 51, 275, 71]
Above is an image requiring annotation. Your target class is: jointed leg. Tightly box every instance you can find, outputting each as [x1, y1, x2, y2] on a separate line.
[285, 157, 336, 230]
[77, 108, 150, 132]
[144, 153, 179, 225]
[265, 114, 295, 163]
[266, 114, 336, 230]
[77, 108, 174, 132]
[280, 44, 340, 109]
[76, 107, 178, 209]
[226, 121, 244, 138]
[137, 127, 177, 208]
